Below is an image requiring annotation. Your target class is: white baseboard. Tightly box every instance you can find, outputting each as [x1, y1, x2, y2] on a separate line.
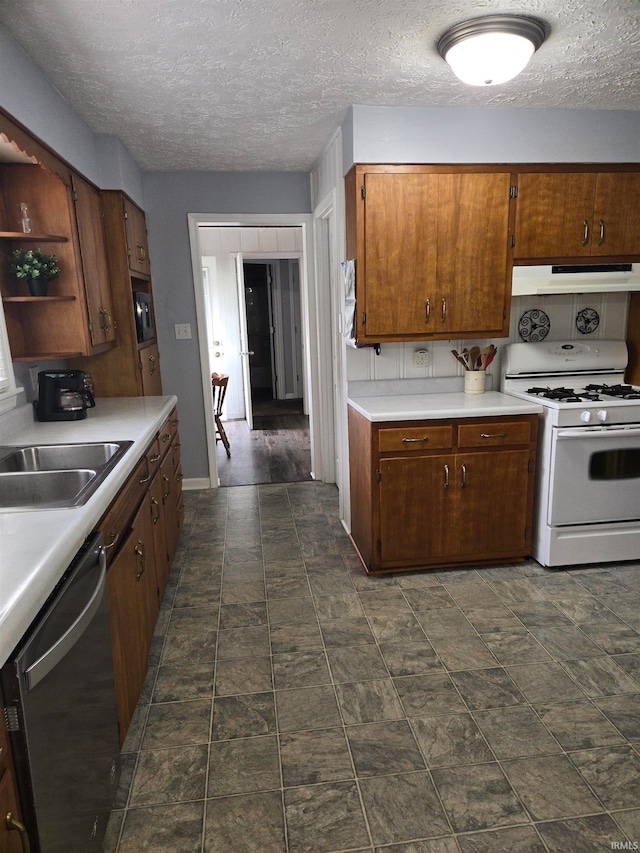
[182, 477, 212, 491]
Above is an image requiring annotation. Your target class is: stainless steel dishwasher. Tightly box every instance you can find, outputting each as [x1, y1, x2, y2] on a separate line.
[1, 531, 121, 853]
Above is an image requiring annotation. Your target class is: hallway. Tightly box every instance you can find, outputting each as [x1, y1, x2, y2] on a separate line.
[103, 483, 640, 852]
[216, 398, 311, 486]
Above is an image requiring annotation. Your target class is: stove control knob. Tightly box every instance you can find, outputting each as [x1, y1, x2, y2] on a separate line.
[597, 409, 608, 422]
[580, 411, 592, 423]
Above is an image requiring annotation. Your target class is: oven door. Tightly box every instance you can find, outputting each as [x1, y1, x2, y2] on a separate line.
[548, 425, 640, 525]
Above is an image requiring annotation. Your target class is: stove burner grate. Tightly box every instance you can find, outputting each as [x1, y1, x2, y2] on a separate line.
[584, 383, 640, 400]
[527, 386, 584, 402]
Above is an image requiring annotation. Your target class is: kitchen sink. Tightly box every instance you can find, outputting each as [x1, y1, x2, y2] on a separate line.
[0, 469, 98, 508]
[0, 440, 133, 509]
[0, 442, 125, 473]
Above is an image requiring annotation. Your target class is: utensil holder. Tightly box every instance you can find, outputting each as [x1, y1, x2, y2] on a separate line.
[464, 370, 486, 394]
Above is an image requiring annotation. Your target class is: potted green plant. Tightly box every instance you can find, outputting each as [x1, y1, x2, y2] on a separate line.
[10, 247, 61, 297]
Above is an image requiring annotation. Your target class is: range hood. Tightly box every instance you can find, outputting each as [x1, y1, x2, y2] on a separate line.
[512, 263, 640, 296]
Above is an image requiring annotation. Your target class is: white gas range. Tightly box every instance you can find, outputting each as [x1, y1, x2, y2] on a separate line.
[501, 339, 640, 567]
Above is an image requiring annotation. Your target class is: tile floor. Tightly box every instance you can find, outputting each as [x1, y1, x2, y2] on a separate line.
[103, 482, 640, 853]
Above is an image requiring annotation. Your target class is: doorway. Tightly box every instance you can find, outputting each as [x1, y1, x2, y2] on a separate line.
[219, 255, 311, 486]
[189, 216, 330, 489]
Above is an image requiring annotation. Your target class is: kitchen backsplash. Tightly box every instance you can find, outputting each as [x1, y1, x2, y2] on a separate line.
[346, 291, 629, 383]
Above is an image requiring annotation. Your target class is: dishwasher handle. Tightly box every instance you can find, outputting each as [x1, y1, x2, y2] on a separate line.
[24, 544, 107, 692]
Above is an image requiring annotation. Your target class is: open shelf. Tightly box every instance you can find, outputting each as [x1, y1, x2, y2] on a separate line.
[0, 231, 68, 242]
[2, 295, 76, 303]
[11, 351, 84, 362]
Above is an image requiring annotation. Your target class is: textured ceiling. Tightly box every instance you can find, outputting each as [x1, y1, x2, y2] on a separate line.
[0, 0, 639, 171]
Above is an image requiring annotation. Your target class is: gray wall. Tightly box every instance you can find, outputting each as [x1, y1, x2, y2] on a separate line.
[0, 24, 143, 203]
[343, 105, 640, 170]
[141, 172, 311, 481]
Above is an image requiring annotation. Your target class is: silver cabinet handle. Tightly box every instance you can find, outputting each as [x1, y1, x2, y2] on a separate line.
[444, 464, 449, 490]
[441, 297, 446, 323]
[480, 432, 507, 439]
[402, 437, 429, 443]
[582, 219, 590, 246]
[598, 219, 605, 245]
[461, 464, 467, 488]
[425, 297, 430, 324]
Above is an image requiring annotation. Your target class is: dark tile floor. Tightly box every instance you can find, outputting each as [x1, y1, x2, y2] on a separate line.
[103, 483, 640, 853]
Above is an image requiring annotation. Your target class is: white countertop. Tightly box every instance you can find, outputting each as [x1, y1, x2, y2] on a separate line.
[348, 390, 543, 422]
[0, 395, 178, 669]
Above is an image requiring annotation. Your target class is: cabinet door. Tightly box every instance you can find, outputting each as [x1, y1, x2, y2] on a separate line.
[448, 449, 530, 559]
[592, 172, 640, 257]
[437, 172, 510, 335]
[514, 172, 596, 259]
[107, 495, 157, 744]
[123, 198, 151, 276]
[362, 172, 438, 337]
[378, 454, 452, 565]
[140, 343, 163, 395]
[0, 767, 26, 853]
[71, 174, 116, 347]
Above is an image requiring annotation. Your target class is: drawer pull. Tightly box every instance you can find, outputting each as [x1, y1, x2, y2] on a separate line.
[6, 811, 31, 852]
[139, 473, 151, 484]
[103, 532, 119, 550]
[480, 432, 507, 439]
[149, 453, 161, 463]
[134, 540, 145, 579]
[402, 437, 429, 444]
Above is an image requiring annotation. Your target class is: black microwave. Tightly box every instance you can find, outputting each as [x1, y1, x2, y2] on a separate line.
[133, 291, 154, 342]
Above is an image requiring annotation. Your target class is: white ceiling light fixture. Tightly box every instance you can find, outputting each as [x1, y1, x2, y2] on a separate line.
[438, 15, 547, 87]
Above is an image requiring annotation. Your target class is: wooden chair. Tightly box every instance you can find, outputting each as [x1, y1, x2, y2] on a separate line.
[211, 373, 231, 458]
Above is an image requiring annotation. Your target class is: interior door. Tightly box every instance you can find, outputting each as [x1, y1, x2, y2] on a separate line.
[235, 252, 254, 430]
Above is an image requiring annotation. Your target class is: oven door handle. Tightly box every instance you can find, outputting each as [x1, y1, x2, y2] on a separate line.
[556, 426, 640, 439]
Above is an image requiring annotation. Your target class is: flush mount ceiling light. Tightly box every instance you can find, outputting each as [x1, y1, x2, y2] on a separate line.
[437, 15, 546, 86]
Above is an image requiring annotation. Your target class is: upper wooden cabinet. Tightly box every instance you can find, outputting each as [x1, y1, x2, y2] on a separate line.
[0, 162, 115, 360]
[513, 168, 640, 261]
[345, 165, 513, 344]
[123, 196, 151, 276]
[70, 173, 116, 348]
[71, 191, 162, 397]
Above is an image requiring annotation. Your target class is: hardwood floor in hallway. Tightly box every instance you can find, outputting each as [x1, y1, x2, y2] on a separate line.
[215, 399, 311, 487]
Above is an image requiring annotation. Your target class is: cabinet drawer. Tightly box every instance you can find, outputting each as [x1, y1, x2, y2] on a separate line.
[99, 456, 148, 563]
[457, 420, 532, 448]
[378, 425, 453, 452]
[146, 437, 162, 477]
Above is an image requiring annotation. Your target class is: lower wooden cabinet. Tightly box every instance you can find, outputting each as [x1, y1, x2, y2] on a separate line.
[106, 493, 158, 743]
[349, 407, 538, 573]
[100, 407, 183, 745]
[1, 716, 29, 853]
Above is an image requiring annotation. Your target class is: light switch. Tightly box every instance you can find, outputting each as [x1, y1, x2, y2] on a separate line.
[175, 323, 192, 340]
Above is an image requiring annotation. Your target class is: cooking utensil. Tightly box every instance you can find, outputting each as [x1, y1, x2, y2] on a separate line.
[451, 349, 469, 370]
[469, 346, 481, 370]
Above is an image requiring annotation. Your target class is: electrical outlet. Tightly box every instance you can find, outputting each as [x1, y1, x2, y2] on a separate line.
[174, 323, 192, 340]
[413, 349, 429, 367]
[29, 365, 39, 393]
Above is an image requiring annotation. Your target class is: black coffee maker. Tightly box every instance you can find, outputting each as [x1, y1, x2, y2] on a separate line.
[34, 370, 96, 421]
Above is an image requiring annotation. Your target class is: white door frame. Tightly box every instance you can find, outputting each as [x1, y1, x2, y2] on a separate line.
[234, 253, 254, 430]
[188, 213, 333, 488]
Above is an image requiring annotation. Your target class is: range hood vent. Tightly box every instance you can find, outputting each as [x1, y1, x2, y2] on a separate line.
[512, 263, 640, 296]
